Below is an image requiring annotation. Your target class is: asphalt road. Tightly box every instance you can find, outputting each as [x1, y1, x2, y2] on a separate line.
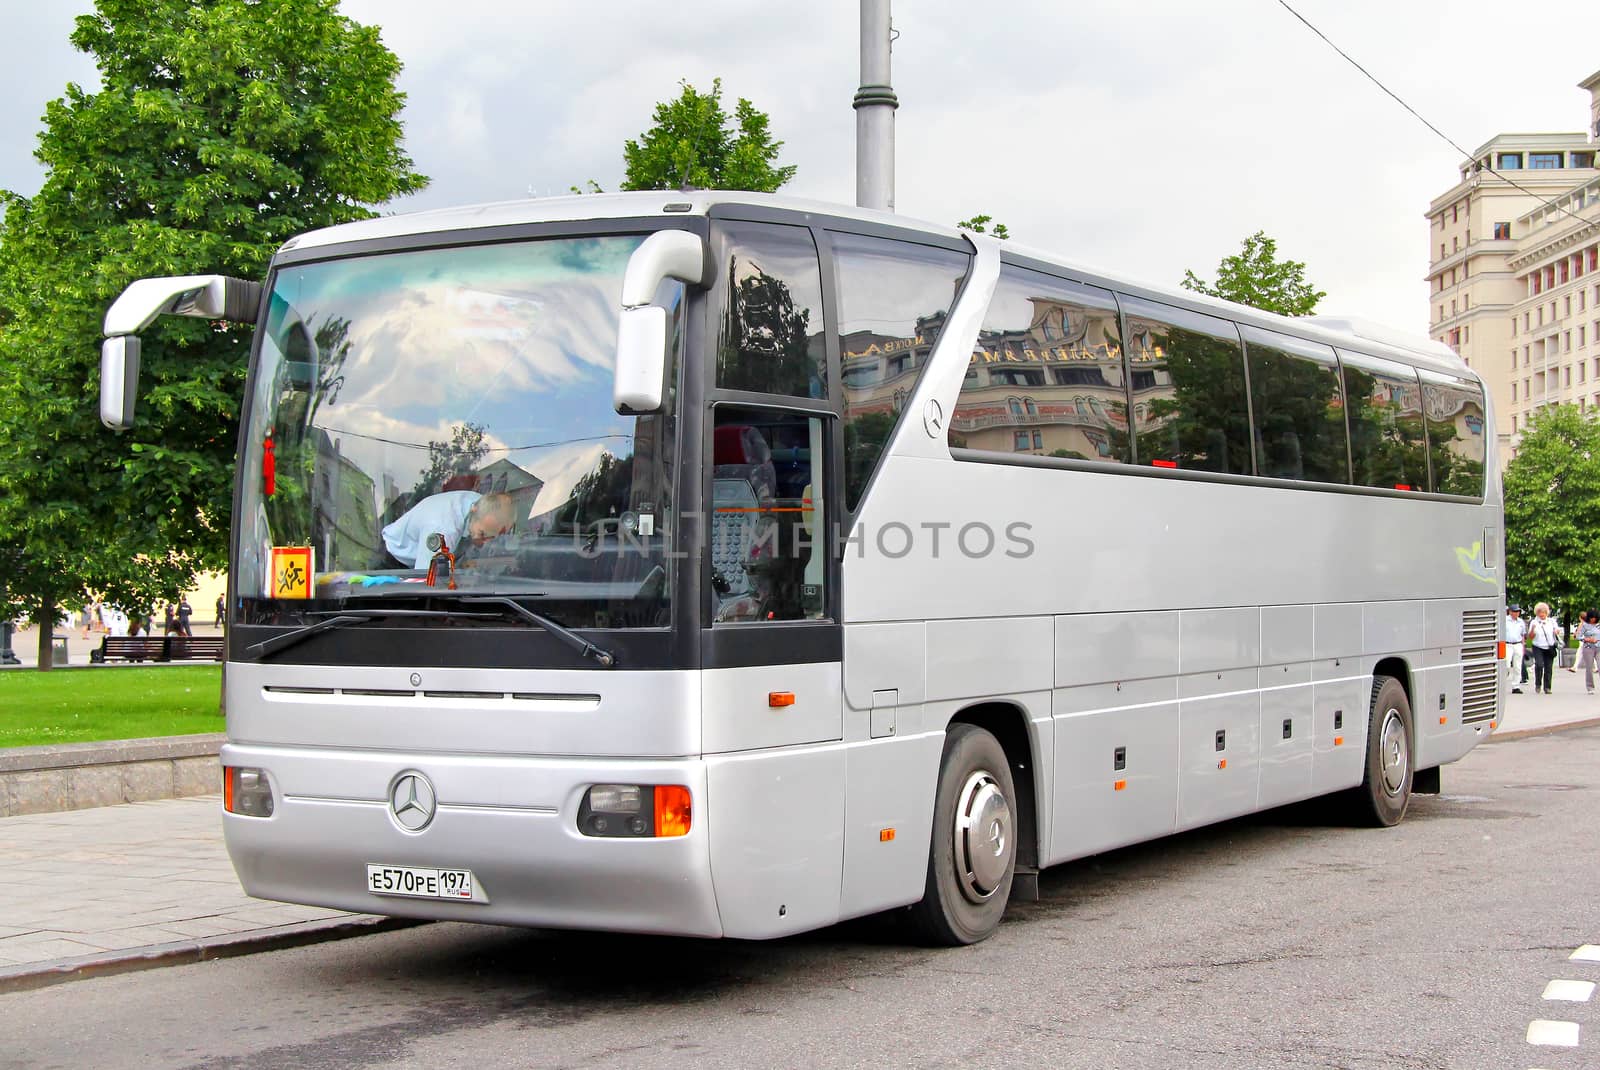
[5, 728, 1598, 1070]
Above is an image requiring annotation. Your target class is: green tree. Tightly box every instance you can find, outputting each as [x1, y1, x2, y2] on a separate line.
[1503, 405, 1600, 620]
[956, 214, 1010, 240]
[1181, 231, 1325, 317]
[0, 0, 425, 668]
[622, 79, 796, 193]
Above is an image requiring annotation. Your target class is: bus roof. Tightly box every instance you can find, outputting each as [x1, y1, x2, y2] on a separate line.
[283, 191, 1471, 380]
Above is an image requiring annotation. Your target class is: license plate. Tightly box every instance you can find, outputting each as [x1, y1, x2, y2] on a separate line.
[366, 864, 476, 901]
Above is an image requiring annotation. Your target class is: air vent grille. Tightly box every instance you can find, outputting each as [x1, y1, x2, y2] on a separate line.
[1461, 609, 1499, 724]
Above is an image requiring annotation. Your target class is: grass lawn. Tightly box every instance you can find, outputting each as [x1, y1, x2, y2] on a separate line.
[0, 665, 223, 748]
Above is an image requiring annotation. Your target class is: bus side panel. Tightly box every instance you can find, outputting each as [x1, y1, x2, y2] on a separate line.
[1257, 662, 1315, 808]
[837, 732, 943, 920]
[1048, 679, 1179, 865]
[705, 743, 845, 939]
[701, 662, 842, 754]
[1311, 663, 1370, 794]
[1177, 668, 1262, 829]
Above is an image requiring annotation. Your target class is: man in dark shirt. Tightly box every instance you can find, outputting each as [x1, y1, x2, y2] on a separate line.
[177, 598, 193, 638]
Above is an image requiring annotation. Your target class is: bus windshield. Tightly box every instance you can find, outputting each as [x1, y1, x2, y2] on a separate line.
[235, 234, 679, 630]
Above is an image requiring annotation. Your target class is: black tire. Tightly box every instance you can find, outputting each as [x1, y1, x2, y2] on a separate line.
[908, 724, 1017, 946]
[1345, 674, 1413, 827]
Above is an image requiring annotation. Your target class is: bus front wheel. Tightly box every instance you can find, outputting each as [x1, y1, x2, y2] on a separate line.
[1347, 674, 1413, 827]
[909, 723, 1017, 946]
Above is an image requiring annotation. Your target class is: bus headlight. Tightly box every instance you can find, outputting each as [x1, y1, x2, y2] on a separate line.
[579, 784, 691, 838]
[223, 766, 275, 818]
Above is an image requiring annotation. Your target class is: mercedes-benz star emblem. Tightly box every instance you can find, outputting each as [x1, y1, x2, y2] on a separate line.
[389, 772, 437, 832]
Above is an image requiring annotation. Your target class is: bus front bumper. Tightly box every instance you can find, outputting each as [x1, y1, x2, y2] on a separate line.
[220, 742, 723, 938]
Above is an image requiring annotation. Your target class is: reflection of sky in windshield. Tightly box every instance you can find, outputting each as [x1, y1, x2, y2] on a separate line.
[265, 236, 644, 494]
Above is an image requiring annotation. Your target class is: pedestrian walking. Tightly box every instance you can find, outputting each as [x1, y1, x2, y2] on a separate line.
[177, 597, 193, 638]
[1577, 610, 1600, 695]
[214, 595, 225, 628]
[1504, 604, 1527, 694]
[163, 604, 176, 636]
[1528, 602, 1564, 695]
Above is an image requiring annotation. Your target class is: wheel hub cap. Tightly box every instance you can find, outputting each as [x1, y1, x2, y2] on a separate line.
[953, 770, 1012, 903]
[1380, 708, 1408, 796]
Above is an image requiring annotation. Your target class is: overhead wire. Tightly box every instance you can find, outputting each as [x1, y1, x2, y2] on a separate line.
[1277, 0, 1597, 231]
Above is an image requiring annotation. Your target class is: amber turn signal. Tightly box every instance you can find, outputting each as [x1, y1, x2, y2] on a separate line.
[654, 785, 692, 838]
[768, 691, 795, 707]
[1113, 779, 1127, 791]
[879, 828, 895, 842]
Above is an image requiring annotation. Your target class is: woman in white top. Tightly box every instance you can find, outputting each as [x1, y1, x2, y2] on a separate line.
[1527, 601, 1564, 695]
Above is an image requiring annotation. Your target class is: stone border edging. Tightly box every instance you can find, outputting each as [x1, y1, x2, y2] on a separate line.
[0, 734, 226, 817]
[0, 734, 225, 772]
[1486, 716, 1600, 742]
[0, 916, 428, 994]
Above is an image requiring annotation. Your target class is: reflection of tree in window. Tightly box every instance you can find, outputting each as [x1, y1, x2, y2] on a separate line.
[1246, 341, 1349, 483]
[265, 314, 355, 547]
[550, 449, 636, 531]
[1343, 365, 1430, 489]
[1131, 317, 1252, 475]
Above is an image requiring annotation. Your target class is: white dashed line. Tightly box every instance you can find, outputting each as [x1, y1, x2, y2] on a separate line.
[1542, 979, 1597, 1002]
[1526, 1020, 1580, 1047]
[1570, 945, 1600, 962]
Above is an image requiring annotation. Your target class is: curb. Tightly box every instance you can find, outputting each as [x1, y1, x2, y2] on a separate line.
[0, 735, 225, 818]
[0, 915, 428, 994]
[1487, 715, 1600, 742]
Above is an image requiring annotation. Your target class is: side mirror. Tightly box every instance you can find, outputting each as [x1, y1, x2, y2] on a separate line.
[100, 335, 141, 431]
[614, 230, 705, 413]
[99, 274, 262, 431]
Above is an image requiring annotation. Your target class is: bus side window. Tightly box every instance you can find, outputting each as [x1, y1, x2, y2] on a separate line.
[829, 231, 971, 509]
[950, 266, 1128, 463]
[1120, 295, 1251, 476]
[1341, 351, 1430, 491]
[1241, 325, 1349, 485]
[1420, 374, 1486, 497]
[711, 222, 828, 400]
[709, 405, 829, 624]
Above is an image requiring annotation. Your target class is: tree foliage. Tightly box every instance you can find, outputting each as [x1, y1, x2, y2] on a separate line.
[621, 79, 795, 193]
[1181, 231, 1325, 317]
[1503, 405, 1600, 619]
[0, 0, 425, 667]
[956, 214, 1010, 240]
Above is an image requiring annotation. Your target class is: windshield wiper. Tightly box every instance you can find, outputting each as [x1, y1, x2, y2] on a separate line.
[456, 596, 617, 668]
[246, 608, 501, 660]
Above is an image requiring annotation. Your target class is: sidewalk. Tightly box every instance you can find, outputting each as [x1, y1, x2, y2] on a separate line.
[1490, 668, 1600, 739]
[0, 794, 410, 992]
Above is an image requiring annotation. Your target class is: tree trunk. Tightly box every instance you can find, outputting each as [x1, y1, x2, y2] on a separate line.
[34, 597, 55, 672]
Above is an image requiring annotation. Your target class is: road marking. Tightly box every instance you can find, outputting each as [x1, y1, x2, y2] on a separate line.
[1526, 1020, 1580, 1047]
[1571, 945, 1600, 962]
[1542, 979, 1596, 1002]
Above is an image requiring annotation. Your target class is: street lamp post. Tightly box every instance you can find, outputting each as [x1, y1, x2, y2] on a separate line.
[854, 0, 897, 212]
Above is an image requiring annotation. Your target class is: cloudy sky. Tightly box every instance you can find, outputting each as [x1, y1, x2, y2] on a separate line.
[2, 2, 1597, 333]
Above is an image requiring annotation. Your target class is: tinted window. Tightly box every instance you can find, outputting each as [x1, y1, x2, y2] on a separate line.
[1421, 373, 1487, 497]
[1242, 326, 1349, 484]
[830, 233, 970, 508]
[1122, 296, 1251, 475]
[951, 266, 1128, 463]
[712, 222, 827, 399]
[1341, 352, 1429, 491]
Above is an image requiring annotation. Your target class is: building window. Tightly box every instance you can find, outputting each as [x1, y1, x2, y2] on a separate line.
[1574, 152, 1596, 168]
[1462, 325, 1470, 342]
[1512, 382, 1518, 402]
[1498, 153, 1523, 169]
[1452, 204, 1459, 223]
[1567, 296, 1573, 317]
[1013, 431, 1030, 451]
[1530, 153, 1562, 169]
[1031, 431, 1042, 450]
[1494, 222, 1511, 240]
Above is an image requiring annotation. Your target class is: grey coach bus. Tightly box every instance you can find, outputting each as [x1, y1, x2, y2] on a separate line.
[100, 192, 1502, 945]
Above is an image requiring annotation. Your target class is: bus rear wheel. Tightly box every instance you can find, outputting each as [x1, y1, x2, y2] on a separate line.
[909, 723, 1017, 946]
[1345, 674, 1413, 827]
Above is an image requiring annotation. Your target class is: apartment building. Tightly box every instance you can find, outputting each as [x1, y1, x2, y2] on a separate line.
[1425, 68, 1600, 461]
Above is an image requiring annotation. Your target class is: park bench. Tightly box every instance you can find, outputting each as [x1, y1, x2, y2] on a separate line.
[90, 635, 224, 664]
